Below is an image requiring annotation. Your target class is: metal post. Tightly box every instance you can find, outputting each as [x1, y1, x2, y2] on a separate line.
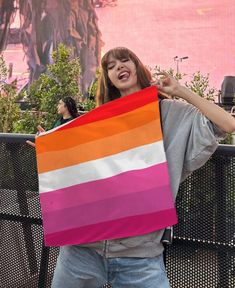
[214, 155, 230, 288]
[174, 56, 188, 76]
[38, 245, 50, 288]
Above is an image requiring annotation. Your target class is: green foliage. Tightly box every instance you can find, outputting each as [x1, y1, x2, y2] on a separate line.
[78, 67, 101, 112]
[185, 71, 216, 101]
[151, 65, 186, 82]
[219, 133, 233, 145]
[79, 98, 96, 112]
[13, 110, 43, 134]
[150, 67, 217, 103]
[0, 57, 21, 133]
[0, 85, 21, 133]
[14, 44, 82, 132]
[87, 68, 101, 100]
[0, 54, 8, 83]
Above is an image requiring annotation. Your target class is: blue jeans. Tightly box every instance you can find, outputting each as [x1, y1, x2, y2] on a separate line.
[51, 246, 171, 288]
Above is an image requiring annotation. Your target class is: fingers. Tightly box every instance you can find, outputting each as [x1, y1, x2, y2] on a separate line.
[35, 125, 45, 137]
[156, 71, 169, 78]
[151, 76, 168, 90]
[26, 125, 45, 148]
[152, 72, 179, 98]
[151, 79, 163, 86]
[37, 125, 45, 132]
[153, 72, 171, 85]
[26, 140, 36, 148]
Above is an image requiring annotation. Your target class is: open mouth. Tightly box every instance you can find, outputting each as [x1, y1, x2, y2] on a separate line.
[118, 71, 130, 80]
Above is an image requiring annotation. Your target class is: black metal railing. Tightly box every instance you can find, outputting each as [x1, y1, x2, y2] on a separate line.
[166, 145, 235, 288]
[0, 133, 234, 288]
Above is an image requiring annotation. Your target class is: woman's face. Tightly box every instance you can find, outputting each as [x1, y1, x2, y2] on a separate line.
[107, 55, 141, 96]
[57, 100, 68, 115]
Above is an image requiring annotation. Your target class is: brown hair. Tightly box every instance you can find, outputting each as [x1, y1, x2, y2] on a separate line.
[96, 47, 154, 106]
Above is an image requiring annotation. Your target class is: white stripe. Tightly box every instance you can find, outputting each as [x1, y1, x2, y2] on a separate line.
[39, 141, 166, 193]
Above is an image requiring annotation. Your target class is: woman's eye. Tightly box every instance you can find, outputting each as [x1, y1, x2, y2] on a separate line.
[107, 65, 114, 70]
[121, 58, 129, 62]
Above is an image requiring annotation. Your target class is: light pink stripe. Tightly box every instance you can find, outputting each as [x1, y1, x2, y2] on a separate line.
[42, 186, 174, 234]
[44, 208, 178, 246]
[40, 163, 170, 213]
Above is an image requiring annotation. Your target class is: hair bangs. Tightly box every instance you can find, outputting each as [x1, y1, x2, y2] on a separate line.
[101, 47, 134, 70]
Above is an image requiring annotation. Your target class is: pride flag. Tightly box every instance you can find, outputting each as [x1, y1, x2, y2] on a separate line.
[36, 86, 177, 246]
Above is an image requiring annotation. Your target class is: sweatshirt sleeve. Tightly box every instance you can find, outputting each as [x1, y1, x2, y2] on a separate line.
[182, 112, 225, 180]
[160, 99, 226, 183]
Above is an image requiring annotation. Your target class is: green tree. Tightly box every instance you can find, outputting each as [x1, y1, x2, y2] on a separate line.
[0, 84, 21, 133]
[151, 67, 217, 102]
[185, 71, 216, 101]
[151, 65, 186, 83]
[14, 44, 81, 132]
[0, 55, 21, 133]
[0, 54, 8, 82]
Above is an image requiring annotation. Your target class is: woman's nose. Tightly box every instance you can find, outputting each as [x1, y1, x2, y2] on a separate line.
[117, 63, 124, 70]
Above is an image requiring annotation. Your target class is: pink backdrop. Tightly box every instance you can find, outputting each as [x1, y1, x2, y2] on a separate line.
[3, 0, 235, 91]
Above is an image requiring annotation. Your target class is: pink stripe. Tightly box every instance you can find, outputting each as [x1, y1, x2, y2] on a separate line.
[40, 163, 170, 212]
[42, 186, 174, 234]
[44, 208, 178, 246]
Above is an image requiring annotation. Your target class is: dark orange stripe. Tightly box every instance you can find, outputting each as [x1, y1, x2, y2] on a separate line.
[36, 101, 160, 155]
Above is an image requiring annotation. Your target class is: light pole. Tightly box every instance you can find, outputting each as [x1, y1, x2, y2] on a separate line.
[174, 56, 189, 75]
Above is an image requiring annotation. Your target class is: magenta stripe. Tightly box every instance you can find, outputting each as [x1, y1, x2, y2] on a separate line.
[44, 208, 177, 246]
[42, 186, 174, 234]
[40, 163, 170, 213]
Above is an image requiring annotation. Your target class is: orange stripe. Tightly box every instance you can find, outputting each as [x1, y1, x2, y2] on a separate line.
[36, 101, 159, 155]
[37, 119, 162, 174]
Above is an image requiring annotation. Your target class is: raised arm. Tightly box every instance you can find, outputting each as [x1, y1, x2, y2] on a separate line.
[156, 72, 235, 133]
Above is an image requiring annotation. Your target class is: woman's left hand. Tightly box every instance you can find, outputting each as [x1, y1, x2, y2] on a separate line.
[26, 125, 45, 148]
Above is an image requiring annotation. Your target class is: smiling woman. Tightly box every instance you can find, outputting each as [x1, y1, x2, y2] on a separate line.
[97, 47, 154, 104]
[51, 46, 235, 288]
[106, 56, 141, 96]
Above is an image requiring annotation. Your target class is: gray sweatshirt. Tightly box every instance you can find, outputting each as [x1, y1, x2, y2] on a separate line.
[78, 99, 226, 258]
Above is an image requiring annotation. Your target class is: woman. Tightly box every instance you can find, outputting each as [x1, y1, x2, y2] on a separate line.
[26, 96, 78, 147]
[54, 97, 78, 127]
[51, 47, 235, 288]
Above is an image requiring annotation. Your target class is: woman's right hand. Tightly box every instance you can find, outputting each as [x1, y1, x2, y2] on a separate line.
[154, 72, 180, 97]
[26, 125, 45, 148]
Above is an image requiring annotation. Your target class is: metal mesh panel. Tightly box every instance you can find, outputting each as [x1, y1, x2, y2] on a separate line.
[1, 220, 42, 288]
[0, 136, 59, 288]
[166, 148, 235, 288]
[0, 135, 234, 287]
